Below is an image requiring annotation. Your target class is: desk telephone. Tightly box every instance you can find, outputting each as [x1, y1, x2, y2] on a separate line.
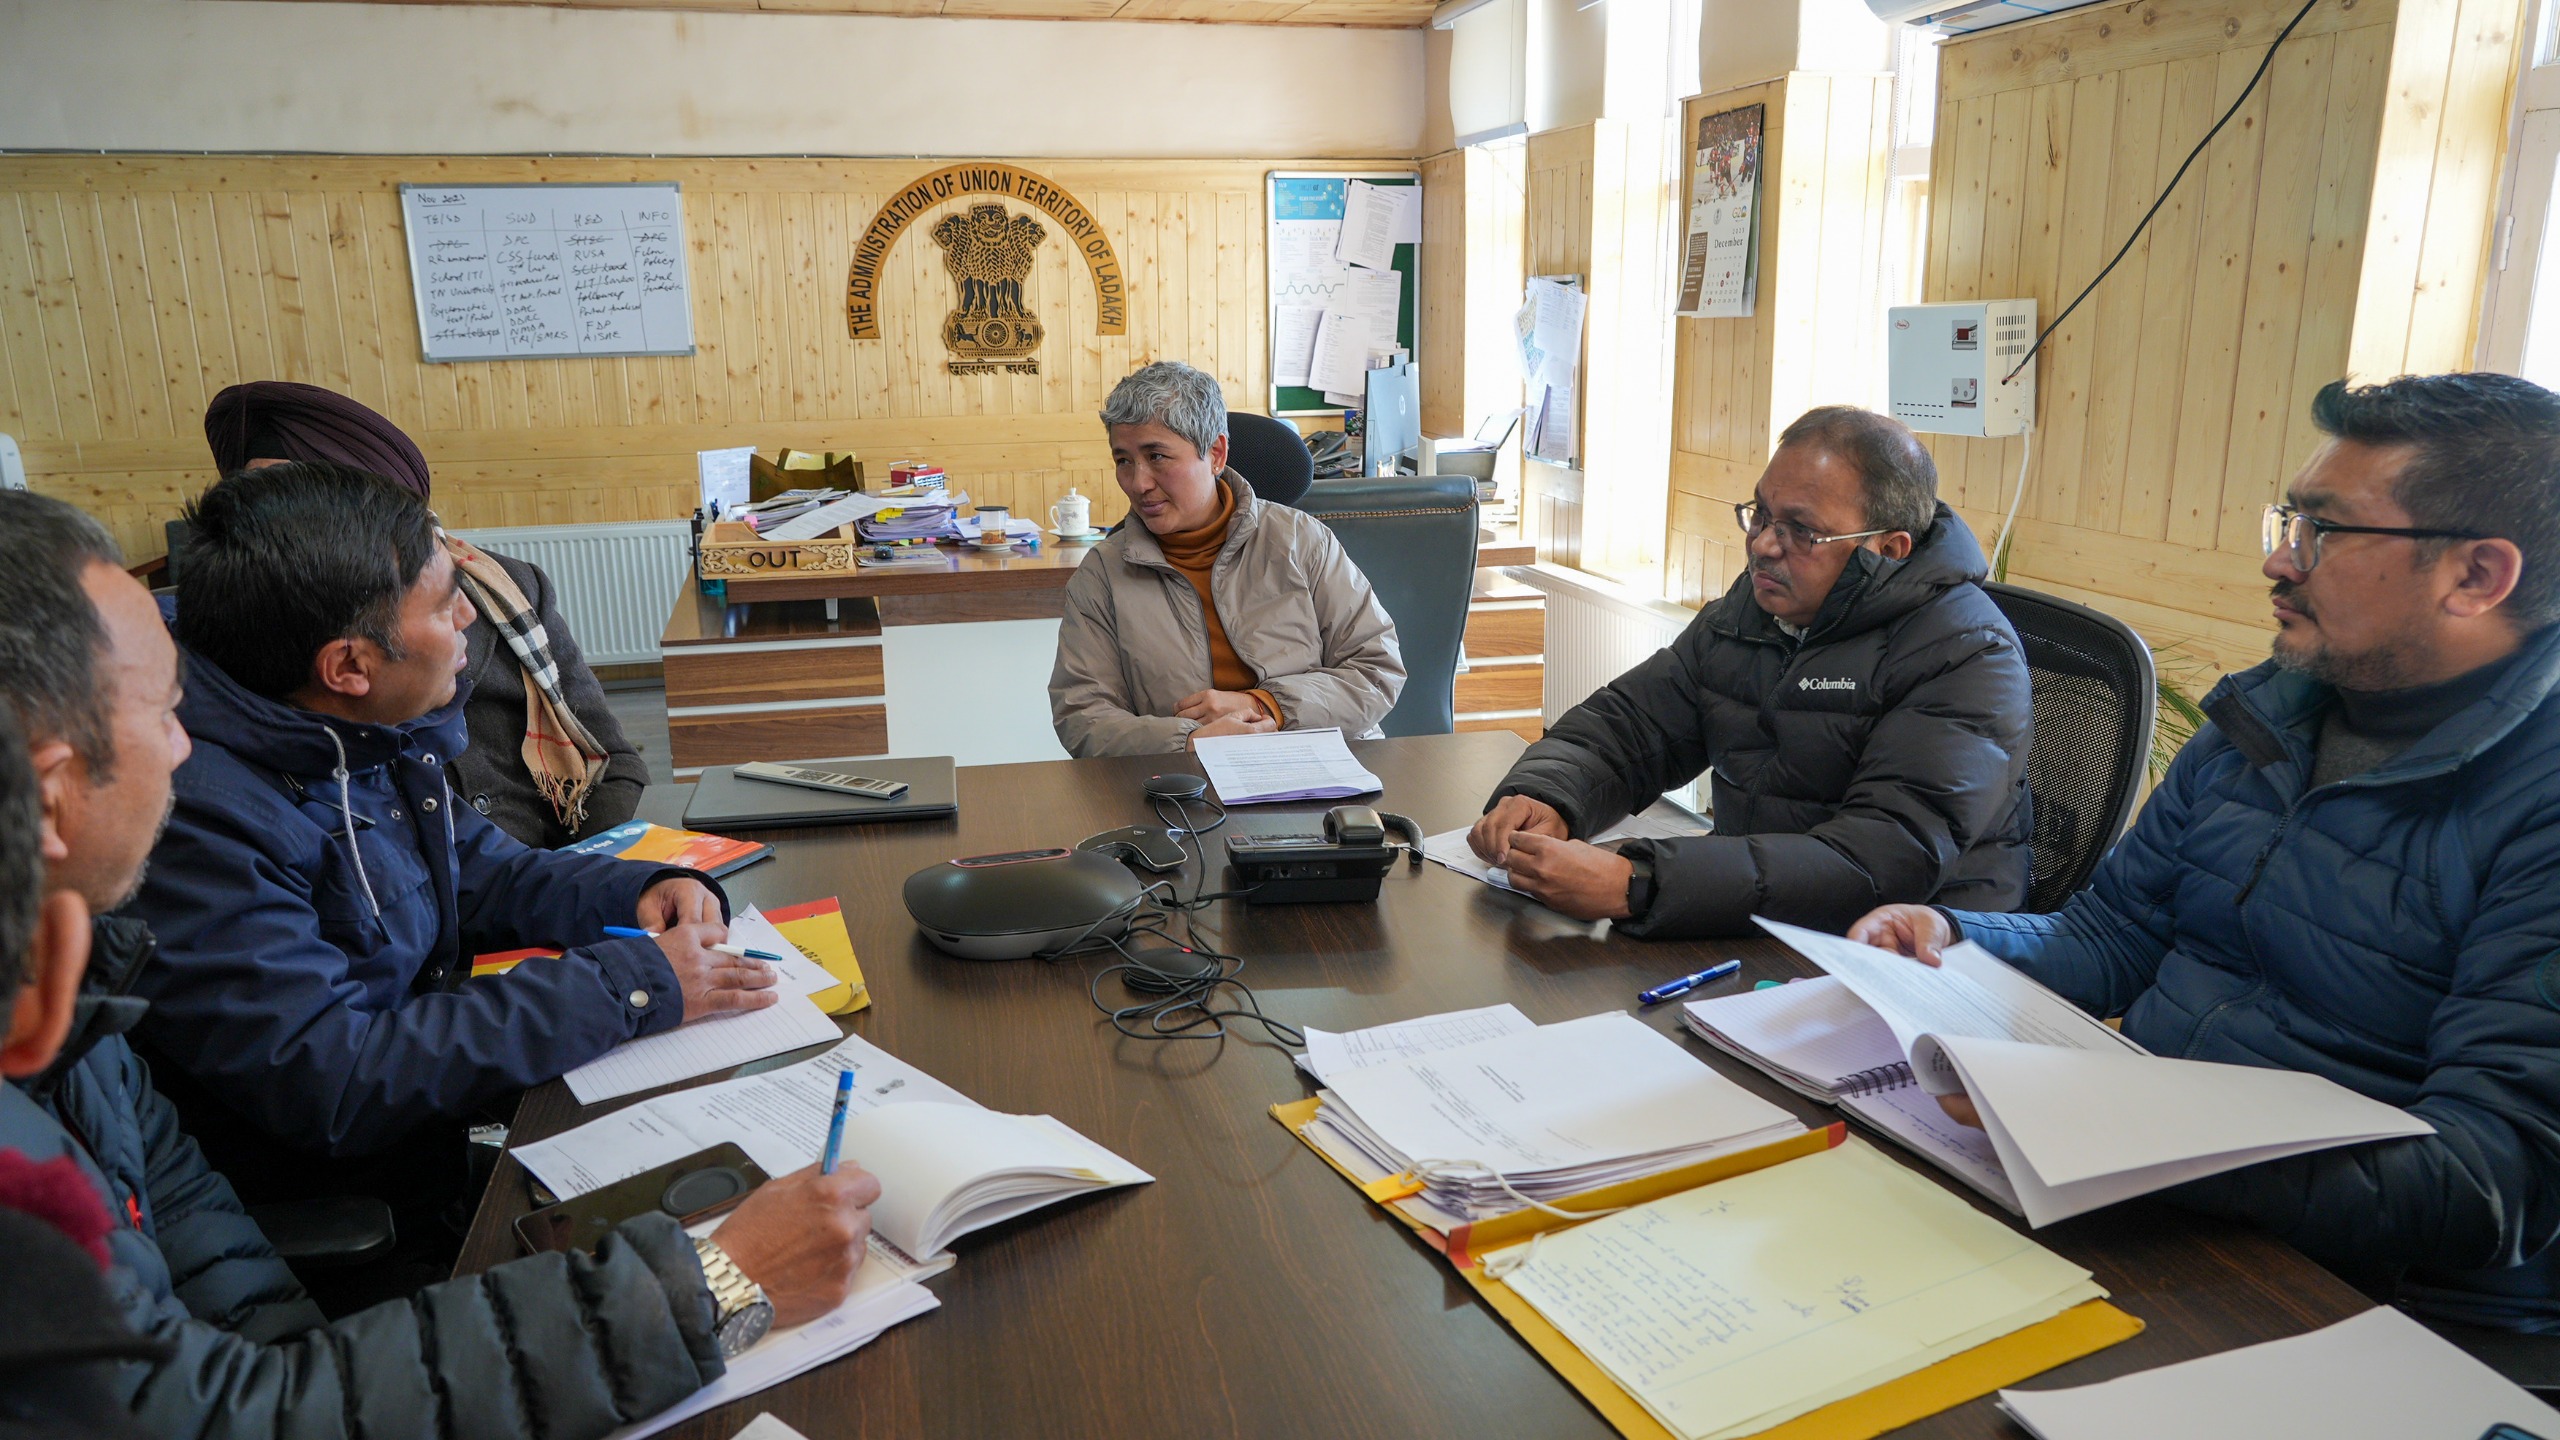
[1223, 805, 1424, 904]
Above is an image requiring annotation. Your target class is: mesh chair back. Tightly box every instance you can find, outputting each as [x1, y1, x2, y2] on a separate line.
[1983, 582, 2156, 912]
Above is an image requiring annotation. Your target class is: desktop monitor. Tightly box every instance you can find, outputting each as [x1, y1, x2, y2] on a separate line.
[1363, 361, 1420, 475]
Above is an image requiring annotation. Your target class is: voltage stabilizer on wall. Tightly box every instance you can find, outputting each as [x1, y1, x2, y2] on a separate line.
[1887, 300, 2035, 439]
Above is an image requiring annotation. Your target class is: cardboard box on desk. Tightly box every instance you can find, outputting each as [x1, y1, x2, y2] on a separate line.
[749, 449, 865, 501]
[696, 518, 861, 580]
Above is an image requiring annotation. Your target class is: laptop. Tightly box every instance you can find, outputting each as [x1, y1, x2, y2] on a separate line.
[683, 755, 959, 830]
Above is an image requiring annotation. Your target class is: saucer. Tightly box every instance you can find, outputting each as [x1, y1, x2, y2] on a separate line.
[1050, 527, 1103, 542]
[972, 536, 1021, 550]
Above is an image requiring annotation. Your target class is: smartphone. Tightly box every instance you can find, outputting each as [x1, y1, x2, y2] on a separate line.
[514, 1143, 771, 1255]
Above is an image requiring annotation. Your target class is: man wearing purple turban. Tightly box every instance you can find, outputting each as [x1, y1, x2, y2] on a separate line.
[202, 382, 648, 846]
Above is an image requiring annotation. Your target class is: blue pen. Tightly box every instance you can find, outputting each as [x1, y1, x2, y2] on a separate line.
[602, 925, 656, 939]
[1637, 958, 1743, 1005]
[819, 1068, 856, 1175]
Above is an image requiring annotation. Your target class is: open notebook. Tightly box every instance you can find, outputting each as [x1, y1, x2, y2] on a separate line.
[1683, 976, 2019, 1211]
[515, 1031, 1151, 1263]
[1744, 919, 2436, 1227]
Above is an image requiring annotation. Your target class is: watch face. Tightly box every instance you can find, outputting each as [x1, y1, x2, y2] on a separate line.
[717, 1300, 774, 1358]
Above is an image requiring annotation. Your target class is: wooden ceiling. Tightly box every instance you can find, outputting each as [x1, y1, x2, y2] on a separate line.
[278, 0, 1440, 26]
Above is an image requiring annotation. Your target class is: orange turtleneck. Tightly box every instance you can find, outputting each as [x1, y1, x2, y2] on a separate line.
[1155, 480, 1280, 722]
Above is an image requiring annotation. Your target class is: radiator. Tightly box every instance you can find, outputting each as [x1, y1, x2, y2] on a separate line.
[1506, 564, 1696, 721]
[445, 521, 693, 668]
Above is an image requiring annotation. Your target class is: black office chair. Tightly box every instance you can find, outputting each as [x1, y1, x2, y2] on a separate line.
[1226, 412, 1315, 509]
[1982, 582, 2156, 913]
[1296, 475, 1479, 737]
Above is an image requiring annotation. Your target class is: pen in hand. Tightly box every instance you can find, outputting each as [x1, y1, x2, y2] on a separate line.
[1637, 958, 1743, 1006]
[820, 1068, 857, 1175]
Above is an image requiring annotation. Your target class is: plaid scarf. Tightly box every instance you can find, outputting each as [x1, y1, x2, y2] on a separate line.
[443, 534, 608, 830]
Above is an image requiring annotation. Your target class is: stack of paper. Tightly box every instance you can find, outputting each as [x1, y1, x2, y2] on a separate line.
[1756, 918, 2438, 1226]
[1309, 1012, 1804, 1220]
[853, 491, 972, 543]
[1501, 1140, 2106, 1440]
[1296, 1003, 1535, 1086]
[754, 491, 899, 541]
[1997, 1305, 2560, 1440]
[1190, 726, 1382, 804]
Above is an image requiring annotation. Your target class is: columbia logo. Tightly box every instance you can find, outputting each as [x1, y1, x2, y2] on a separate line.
[1798, 677, 1855, 692]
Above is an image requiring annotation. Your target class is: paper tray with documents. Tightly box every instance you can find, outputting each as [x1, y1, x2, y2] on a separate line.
[1270, 1099, 2142, 1440]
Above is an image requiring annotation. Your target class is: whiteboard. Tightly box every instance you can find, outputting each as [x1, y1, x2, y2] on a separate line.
[399, 183, 696, 363]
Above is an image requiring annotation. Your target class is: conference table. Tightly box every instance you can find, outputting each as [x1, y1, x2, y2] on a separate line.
[456, 731, 2370, 1440]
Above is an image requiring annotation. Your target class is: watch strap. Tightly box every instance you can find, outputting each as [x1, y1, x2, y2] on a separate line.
[691, 1236, 765, 1322]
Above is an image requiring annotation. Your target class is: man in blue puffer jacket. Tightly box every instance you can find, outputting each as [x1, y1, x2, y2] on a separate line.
[1854, 373, 2560, 1335]
[0, 489, 881, 1437]
[127, 462, 786, 1199]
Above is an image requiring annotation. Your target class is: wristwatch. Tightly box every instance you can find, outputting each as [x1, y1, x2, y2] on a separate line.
[692, 1237, 774, 1358]
[1619, 842, 1659, 921]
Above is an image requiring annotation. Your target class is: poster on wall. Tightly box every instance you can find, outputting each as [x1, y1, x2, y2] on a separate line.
[1676, 104, 1765, 318]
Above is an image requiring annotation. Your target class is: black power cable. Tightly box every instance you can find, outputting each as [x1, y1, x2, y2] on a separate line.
[1998, 0, 2324, 386]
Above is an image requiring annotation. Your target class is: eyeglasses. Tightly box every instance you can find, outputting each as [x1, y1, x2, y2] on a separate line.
[2260, 503, 2484, 574]
[1734, 502, 1892, 554]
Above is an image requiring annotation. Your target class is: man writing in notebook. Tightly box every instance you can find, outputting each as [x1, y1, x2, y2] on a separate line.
[0, 489, 881, 1437]
[1469, 406, 2032, 937]
[120, 464, 783, 1258]
[1853, 374, 2560, 1338]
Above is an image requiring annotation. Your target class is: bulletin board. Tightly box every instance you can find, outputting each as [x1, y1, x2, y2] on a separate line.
[1267, 170, 1421, 416]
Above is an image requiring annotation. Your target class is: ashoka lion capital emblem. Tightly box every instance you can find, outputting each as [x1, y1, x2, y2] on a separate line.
[931, 202, 1046, 371]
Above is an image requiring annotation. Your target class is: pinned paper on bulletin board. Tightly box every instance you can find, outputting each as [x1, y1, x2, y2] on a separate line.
[1268, 171, 1420, 416]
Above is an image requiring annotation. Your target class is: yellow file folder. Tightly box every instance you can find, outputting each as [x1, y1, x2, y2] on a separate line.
[1270, 1098, 2141, 1440]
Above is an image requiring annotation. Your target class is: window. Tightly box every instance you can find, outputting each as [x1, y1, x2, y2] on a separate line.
[2478, 0, 2560, 382]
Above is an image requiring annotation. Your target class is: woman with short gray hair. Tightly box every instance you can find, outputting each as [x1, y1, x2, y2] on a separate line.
[1049, 361, 1405, 757]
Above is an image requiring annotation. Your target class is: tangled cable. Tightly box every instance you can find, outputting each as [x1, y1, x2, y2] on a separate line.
[1046, 791, 1304, 1048]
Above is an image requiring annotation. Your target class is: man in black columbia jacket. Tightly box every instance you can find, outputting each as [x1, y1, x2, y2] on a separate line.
[1469, 406, 2031, 937]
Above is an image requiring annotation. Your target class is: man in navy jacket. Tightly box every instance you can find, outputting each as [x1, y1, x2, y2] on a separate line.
[128, 462, 782, 1183]
[1855, 373, 2560, 1335]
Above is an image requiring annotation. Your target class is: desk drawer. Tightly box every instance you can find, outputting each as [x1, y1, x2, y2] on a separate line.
[663, 642, 886, 708]
[669, 703, 888, 772]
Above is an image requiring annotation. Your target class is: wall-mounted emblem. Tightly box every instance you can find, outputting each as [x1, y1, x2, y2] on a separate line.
[931, 202, 1047, 374]
[848, 163, 1125, 368]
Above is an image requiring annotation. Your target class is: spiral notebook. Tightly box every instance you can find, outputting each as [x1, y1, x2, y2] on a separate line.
[1684, 978, 2019, 1212]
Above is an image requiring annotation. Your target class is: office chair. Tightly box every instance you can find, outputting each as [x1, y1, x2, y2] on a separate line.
[1226, 412, 1315, 509]
[1981, 582, 2156, 913]
[1296, 475, 1479, 737]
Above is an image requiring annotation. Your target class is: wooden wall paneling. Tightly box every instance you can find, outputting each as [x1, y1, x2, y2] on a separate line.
[2210, 29, 2338, 557]
[2, 153, 1373, 558]
[1665, 74, 1893, 606]
[1419, 148, 1468, 436]
[2072, 62, 2166, 537]
[1918, 0, 2523, 696]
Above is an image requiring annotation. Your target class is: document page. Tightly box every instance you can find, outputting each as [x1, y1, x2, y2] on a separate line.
[1938, 1034, 2433, 1227]
[1320, 1012, 1796, 1174]
[1998, 1305, 2560, 1440]
[1504, 1142, 2100, 1440]
[1297, 1003, 1535, 1085]
[1422, 808, 1709, 894]
[1754, 918, 2138, 1092]
[516, 1030, 974, 1198]
[727, 906, 840, 996]
[562, 989, 841, 1105]
[1191, 727, 1382, 804]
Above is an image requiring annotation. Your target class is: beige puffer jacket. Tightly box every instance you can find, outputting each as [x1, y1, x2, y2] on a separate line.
[1049, 469, 1405, 757]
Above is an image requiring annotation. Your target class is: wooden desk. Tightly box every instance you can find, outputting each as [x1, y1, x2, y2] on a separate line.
[458, 733, 2368, 1439]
